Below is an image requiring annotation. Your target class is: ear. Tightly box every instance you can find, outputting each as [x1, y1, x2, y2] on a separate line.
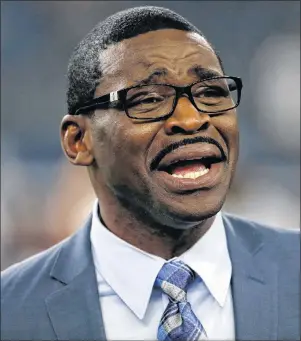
[60, 115, 94, 166]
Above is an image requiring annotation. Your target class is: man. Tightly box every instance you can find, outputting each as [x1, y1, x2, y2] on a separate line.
[1, 6, 299, 341]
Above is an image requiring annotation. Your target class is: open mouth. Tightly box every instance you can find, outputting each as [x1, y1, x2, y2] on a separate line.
[150, 141, 227, 191]
[158, 156, 223, 180]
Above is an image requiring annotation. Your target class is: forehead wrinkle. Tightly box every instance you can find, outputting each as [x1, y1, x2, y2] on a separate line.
[136, 46, 219, 72]
[98, 36, 221, 91]
[124, 62, 222, 87]
[176, 49, 214, 62]
[133, 40, 214, 59]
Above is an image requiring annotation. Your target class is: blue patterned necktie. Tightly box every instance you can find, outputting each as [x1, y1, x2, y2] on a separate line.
[155, 259, 206, 341]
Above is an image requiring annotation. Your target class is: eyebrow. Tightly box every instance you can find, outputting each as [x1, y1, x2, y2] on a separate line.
[132, 68, 168, 86]
[132, 66, 223, 87]
[191, 66, 223, 79]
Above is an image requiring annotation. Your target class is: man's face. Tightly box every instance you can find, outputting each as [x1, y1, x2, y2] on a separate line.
[88, 29, 239, 227]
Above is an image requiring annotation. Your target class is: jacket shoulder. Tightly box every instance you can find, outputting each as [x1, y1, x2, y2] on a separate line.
[1, 215, 93, 341]
[223, 212, 300, 259]
[2, 237, 66, 292]
[1, 235, 73, 305]
[223, 212, 299, 238]
[1, 236, 74, 341]
[223, 213, 300, 339]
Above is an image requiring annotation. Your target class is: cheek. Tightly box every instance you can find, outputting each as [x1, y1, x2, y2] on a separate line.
[226, 119, 239, 151]
[91, 113, 158, 173]
[90, 115, 118, 165]
[215, 112, 238, 144]
[212, 113, 239, 166]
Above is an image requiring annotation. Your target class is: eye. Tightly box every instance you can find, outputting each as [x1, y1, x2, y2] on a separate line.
[127, 92, 165, 107]
[141, 95, 164, 104]
[194, 86, 228, 98]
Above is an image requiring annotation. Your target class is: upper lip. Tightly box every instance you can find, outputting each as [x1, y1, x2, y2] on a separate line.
[155, 143, 226, 171]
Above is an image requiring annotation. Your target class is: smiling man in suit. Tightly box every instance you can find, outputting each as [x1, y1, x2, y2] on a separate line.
[1, 6, 300, 341]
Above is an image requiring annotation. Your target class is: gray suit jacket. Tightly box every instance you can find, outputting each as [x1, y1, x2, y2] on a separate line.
[1, 213, 300, 340]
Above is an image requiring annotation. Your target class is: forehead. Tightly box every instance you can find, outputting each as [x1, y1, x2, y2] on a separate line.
[96, 29, 222, 96]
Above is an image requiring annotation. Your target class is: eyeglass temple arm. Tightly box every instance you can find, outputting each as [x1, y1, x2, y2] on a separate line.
[73, 92, 120, 115]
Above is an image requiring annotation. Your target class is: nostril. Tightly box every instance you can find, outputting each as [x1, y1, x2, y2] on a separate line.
[201, 121, 210, 130]
[169, 121, 210, 135]
[171, 126, 186, 134]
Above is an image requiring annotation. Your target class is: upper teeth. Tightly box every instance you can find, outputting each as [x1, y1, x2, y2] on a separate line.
[171, 168, 209, 179]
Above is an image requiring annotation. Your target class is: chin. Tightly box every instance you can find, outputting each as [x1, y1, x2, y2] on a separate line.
[150, 191, 226, 229]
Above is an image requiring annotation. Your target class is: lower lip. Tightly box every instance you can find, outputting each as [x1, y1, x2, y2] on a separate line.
[153, 162, 226, 193]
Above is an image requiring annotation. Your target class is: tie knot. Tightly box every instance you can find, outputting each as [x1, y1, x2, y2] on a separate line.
[155, 259, 195, 302]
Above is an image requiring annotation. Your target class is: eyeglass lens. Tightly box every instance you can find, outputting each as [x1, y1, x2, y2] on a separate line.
[126, 78, 238, 119]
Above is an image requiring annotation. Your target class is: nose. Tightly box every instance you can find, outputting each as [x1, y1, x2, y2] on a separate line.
[164, 97, 211, 135]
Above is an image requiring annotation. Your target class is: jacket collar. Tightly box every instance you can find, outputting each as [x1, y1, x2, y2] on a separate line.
[46, 215, 106, 340]
[223, 213, 278, 341]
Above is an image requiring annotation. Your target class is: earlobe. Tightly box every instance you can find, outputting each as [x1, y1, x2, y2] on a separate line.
[60, 115, 94, 166]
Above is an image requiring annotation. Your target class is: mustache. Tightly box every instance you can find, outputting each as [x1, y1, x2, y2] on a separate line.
[150, 136, 227, 171]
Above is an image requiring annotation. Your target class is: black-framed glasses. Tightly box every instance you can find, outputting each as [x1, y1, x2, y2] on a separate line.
[73, 76, 243, 121]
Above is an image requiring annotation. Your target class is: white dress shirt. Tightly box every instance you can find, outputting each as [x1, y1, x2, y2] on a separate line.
[90, 200, 235, 340]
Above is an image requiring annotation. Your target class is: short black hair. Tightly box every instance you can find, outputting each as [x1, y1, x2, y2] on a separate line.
[67, 6, 223, 114]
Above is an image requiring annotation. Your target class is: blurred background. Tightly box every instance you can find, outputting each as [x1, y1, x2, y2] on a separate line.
[1, 1, 300, 270]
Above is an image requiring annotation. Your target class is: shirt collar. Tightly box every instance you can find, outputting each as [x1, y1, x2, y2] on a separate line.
[90, 200, 165, 320]
[90, 200, 231, 319]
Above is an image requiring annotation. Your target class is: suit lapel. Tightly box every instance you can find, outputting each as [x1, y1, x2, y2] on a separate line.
[223, 214, 278, 341]
[45, 216, 106, 340]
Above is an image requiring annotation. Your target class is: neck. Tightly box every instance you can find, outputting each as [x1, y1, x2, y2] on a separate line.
[96, 193, 215, 260]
